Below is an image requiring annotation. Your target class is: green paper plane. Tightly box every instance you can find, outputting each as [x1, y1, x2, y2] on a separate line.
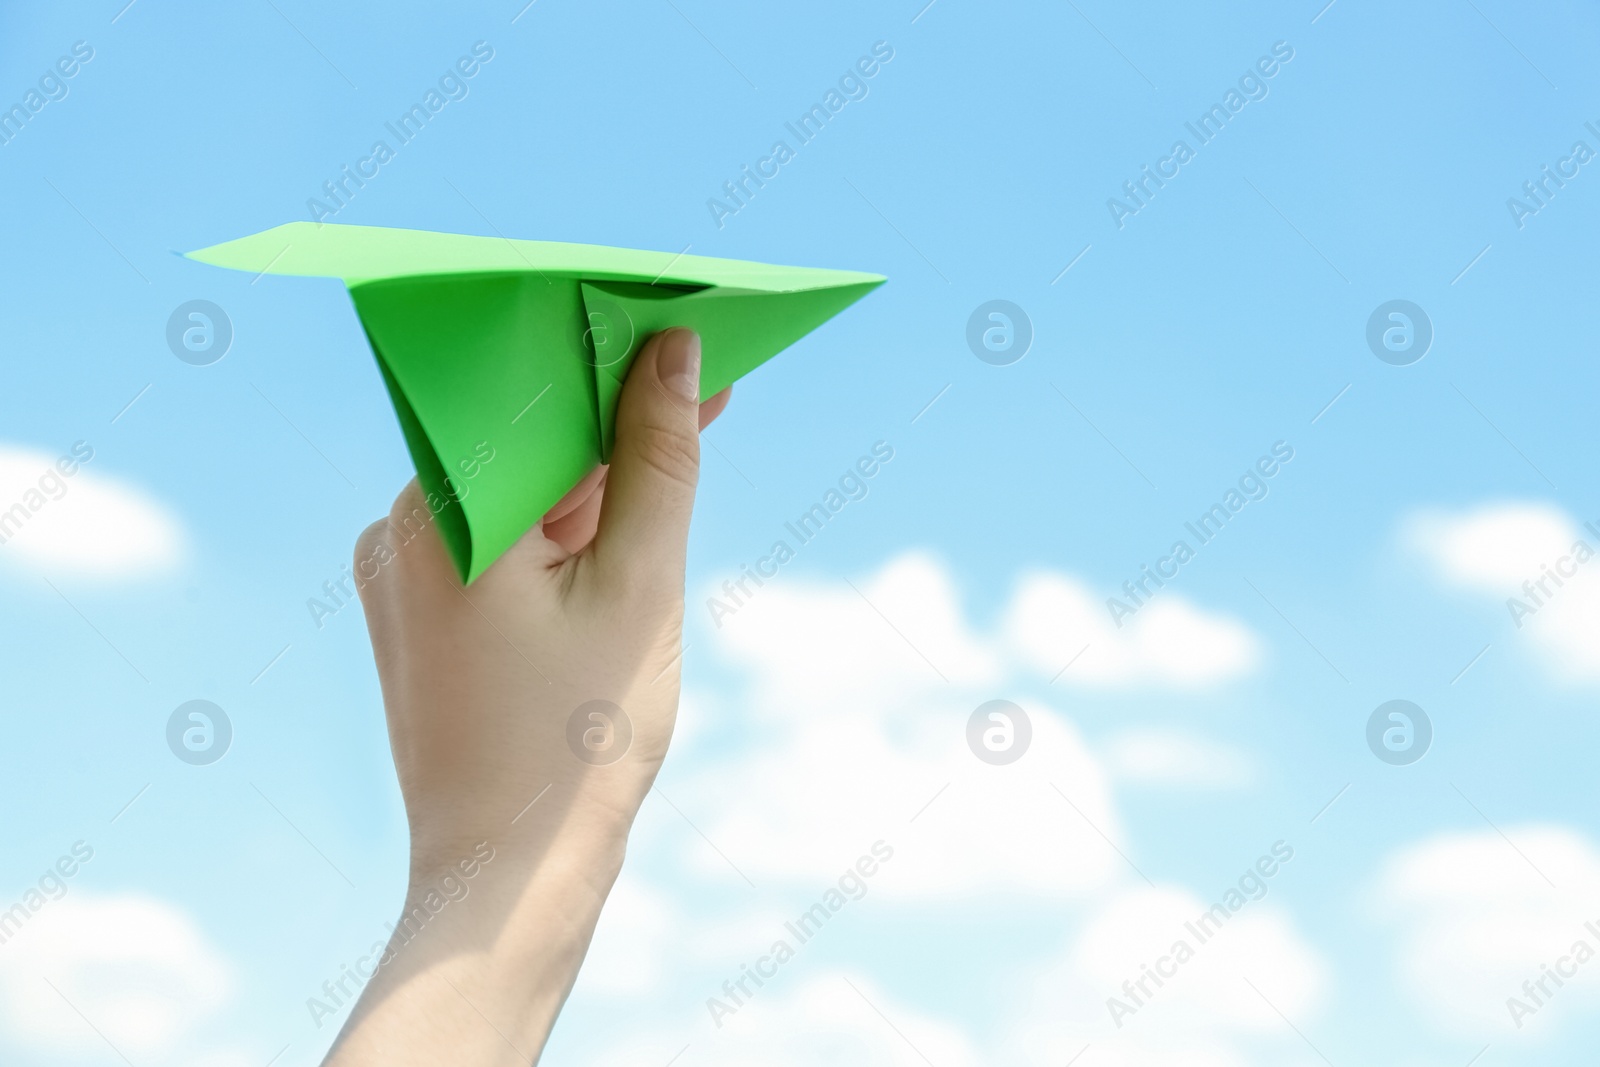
[186, 222, 885, 583]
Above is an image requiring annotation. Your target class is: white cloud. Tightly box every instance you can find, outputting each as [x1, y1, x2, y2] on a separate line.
[1002, 571, 1259, 688]
[709, 553, 1003, 710]
[578, 875, 1329, 1067]
[0, 892, 233, 1060]
[1410, 502, 1600, 681]
[666, 686, 1124, 898]
[529, 549, 1338, 1067]
[691, 556, 1123, 897]
[594, 879, 1329, 1067]
[1411, 502, 1577, 586]
[1071, 886, 1321, 1028]
[702, 974, 982, 1066]
[686, 553, 1263, 897]
[1103, 729, 1255, 790]
[589, 973, 983, 1067]
[0, 444, 182, 577]
[1007, 879, 1324, 1066]
[666, 681, 1029, 908]
[681, 554, 1274, 905]
[707, 553, 1261, 701]
[623, 552, 1320, 1064]
[1377, 825, 1600, 1038]
[578, 879, 680, 997]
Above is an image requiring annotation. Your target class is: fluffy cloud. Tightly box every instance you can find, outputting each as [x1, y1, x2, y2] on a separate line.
[679, 553, 1273, 901]
[1103, 729, 1255, 790]
[1001, 877, 1325, 1066]
[1067, 885, 1321, 1031]
[579, 877, 1328, 1067]
[707, 553, 1261, 701]
[683, 553, 1263, 896]
[668, 682, 1124, 897]
[1410, 502, 1600, 681]
[588, 973, 983, 1067]
[0, 444, 181, 577]
[690, 554, 1128, 897]
[572, 552, 1314, 1064]
[1412, 502, 1578, 587]
[578, 879, 681, 997]
[1003, 571, 1259, 688]
[1377, 825, 1600, 1038]
[709, 553, 1003, 709]
[0, 892, 233, 1060]
[698, 974, 982, 1066]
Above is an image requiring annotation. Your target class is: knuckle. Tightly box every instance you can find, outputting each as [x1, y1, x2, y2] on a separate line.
[351, 518, 399, 604]
[628, 418, 700, 489]
[353, 518, 390, 570]
[383, 483, 445, 564]
[387, 479, 430, 529]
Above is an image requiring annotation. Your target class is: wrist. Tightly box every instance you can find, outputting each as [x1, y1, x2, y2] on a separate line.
[406, 769, 646, 884]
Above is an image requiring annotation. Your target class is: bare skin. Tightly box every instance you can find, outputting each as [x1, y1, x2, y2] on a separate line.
[324, 328, 726, 1064]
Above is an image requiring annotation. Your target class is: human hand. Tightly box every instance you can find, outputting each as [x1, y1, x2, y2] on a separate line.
[323, 328, 728, 1065]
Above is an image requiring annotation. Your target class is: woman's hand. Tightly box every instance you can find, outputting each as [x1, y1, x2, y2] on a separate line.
[324, 328, 727, 1065]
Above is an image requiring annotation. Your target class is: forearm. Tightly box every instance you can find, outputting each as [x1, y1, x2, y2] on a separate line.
[323, 806, 633, 1066]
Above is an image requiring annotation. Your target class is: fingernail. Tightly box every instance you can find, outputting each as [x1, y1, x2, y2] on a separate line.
[658, 329, 701, 403]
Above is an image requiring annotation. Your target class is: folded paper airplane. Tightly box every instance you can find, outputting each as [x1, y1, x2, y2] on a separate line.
[187, 223, 884, 583]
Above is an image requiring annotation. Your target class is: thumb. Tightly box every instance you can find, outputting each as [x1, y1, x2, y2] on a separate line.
[590, 327, 703, 594]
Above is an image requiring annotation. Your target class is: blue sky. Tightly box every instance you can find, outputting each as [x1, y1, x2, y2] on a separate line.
[3, 0, 1600, 1063]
